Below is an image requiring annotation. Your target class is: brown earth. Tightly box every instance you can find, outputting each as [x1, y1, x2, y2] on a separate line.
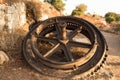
[101, 31, 120, 80]
[0, 31, 120, 80]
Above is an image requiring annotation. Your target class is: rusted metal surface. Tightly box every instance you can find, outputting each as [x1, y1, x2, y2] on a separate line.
[22, 16, 108, 79]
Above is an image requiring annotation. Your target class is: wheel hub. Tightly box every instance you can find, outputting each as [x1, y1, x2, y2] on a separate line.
[59, 39, 69, 45]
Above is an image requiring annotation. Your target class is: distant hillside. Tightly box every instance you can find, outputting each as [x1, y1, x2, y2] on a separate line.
[75, 14, 110, 28]
[75, 14, 120, 34]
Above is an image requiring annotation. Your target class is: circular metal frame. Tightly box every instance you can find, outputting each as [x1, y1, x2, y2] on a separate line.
[22, 16, 108, 78]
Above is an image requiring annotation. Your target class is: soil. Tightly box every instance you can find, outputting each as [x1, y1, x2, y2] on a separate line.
[0, 31, 120, 80]
[101, 31, 120, 80]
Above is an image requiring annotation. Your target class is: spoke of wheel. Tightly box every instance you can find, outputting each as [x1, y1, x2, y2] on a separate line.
[43, 43, 61, 58]
[69, 26, 82, 40]
[69, 41, 92, 48]
[62, 44, 74, 62]
[55, 24, 62, 39]
[32, 32, 39, 38]
[38, 36, 58, 44]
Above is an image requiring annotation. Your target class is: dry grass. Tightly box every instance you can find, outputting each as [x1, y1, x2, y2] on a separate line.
[25, 0, 39, 23]
[108, 22, 120, 34]
[3, 0, 24, 5]
[25, 0, 60, 22]
[0, 23, 29, 51]
[0, 0, 3, 4]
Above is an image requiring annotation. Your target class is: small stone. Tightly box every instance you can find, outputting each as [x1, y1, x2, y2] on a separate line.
[12, 68, 17, 71]
[33, 73, 39, 77]
[18, 67, 22, 70]
[0, 51, 9, 64]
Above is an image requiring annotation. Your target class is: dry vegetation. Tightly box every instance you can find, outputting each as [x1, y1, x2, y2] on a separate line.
[0, 23, 29, 51]
[110, 22, 120, 31]
[75, 14, 120, 35]
[75, 14, 110, 29]
[25, 0, 60, 24]
[0, 0, 24, 5]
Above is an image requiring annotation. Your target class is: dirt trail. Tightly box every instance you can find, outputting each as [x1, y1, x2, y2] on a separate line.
[101, 31, 120, 80]
[101, 31, 120, 56]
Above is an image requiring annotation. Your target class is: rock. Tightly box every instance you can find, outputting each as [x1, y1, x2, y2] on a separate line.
[0, 51, 9, 64]
[0, 2, 26, 50]
[0, 2, 26, 32]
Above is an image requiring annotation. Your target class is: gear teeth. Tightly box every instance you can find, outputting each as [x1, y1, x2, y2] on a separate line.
[87, 74, 90, 77]
[105, 54, 108, 57]
[91, 72, 94, 75]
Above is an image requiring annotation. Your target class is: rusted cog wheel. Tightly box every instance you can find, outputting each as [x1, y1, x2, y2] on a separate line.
[22, 16, 108, 78]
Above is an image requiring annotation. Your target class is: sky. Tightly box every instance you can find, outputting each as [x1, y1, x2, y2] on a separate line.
[63, 0, 120, 16]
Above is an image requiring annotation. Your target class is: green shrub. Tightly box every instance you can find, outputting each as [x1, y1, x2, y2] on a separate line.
[105, 12, 120, 23]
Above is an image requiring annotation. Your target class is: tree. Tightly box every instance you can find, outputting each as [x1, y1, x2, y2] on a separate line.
[72, 4, 87, 16]
[51, 0, 65, 12]
[115, 14, 120, 21]
[105, 12, 120, 23]
[105, 17, 115, 23]
[44, 0, 52, 3]
[45, 0, 65, 12]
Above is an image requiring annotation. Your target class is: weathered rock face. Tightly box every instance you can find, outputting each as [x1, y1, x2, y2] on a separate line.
[0, 1, 27, 50]
[0, 2, 26, 33]
[0, 4, 6, 30]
